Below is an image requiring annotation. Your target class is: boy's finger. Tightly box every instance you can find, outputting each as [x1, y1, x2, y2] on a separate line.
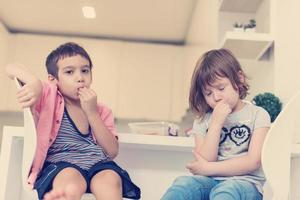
[21, 98, 35, 108]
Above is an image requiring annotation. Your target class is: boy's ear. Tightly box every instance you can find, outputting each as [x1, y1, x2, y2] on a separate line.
[48, 74, 57, 83]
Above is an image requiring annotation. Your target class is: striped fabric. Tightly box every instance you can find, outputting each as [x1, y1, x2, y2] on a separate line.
[46, 108, 110, 170]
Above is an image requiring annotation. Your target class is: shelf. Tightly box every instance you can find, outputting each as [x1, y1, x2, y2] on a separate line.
[220, 31, 274, 60]
[219, 0, 263, 13]
[292, 143, 300, 157]
[118, 133, 194, 152]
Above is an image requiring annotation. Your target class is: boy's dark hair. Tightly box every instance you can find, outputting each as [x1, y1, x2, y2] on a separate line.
[46, 42, 93, 79]
[189, 48, 249, 117]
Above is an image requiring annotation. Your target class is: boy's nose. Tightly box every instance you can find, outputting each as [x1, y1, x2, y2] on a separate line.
[76, 73, 84, 82]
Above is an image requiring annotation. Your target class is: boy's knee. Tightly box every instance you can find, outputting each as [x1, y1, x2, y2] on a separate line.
[64, 183, 86, 198]
[92, 170, 122, 188]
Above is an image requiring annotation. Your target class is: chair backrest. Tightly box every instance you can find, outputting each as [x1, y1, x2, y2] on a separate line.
[14, 78, 95, 199]
[14, 77, 37, 191]
[262, 91, 300, 200]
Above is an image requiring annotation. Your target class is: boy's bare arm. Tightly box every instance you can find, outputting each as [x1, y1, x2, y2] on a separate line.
[6, 63, 43, 108]
[188, 127, 269, 176]
[78, 87, 119, 159]
[88, 114, 119, 158]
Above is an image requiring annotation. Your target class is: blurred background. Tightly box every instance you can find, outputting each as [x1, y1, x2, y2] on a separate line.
[0, 0, 298, 136]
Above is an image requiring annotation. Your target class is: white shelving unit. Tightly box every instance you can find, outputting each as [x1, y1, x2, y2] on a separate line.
[220, 31, 273, 60]
[219, 0, 263, 13]
[118, 133, 194, 152]
[218, 0, 274, 60]
[292, 143, 300, 157]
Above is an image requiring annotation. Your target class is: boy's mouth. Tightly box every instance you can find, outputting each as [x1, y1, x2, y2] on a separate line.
[77, 86, 85, 90]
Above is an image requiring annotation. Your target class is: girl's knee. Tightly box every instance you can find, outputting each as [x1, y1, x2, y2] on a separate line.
[210, 180, 237, 198]
[173, 175, 214, 188]
[170, 176, 202, 193]
[209, 180, 259, 200]
[173, 176, 195, 186]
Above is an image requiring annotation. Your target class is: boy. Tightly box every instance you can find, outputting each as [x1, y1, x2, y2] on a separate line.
[6, 42, 140, 200]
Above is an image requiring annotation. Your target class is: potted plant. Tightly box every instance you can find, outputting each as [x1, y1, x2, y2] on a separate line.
[233, 22, 244, 32]
[252, 92, 282, 122]
[244, 19, 256, 32]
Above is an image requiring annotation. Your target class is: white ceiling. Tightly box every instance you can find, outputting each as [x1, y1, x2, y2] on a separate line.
[0, 0, 198, 44]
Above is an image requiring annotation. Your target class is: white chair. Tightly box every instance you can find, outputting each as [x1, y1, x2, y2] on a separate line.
[262, 91, 300, 200]
[0, 78, 95, 200]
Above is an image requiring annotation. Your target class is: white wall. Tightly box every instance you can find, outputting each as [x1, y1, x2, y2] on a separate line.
[6, 33, 192, 122]
[0, 21, 11, 111]
[0, 22, 9, 69]
[241, 59, 274, 101]
[2, 13, 275, 126]
[185, 0, 218, 46]
[274, 0, 300, 103]
[256, 0, 271, 33]
[273, 0, 300, 198]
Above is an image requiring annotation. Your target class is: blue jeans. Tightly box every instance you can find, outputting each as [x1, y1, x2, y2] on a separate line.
[161, 176, 262, 200]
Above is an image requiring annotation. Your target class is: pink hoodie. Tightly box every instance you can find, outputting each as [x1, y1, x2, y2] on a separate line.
[27, 82, 117, 186]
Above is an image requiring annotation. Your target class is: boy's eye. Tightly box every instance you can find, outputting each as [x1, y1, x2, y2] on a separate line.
[65, 70, 73, 74]
[82, 68, 90, 73]
[219, 87, 225, 91]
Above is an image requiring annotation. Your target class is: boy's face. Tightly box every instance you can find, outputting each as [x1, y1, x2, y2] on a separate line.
[55, 54, 92, 101]
[203, 76, 242, 112]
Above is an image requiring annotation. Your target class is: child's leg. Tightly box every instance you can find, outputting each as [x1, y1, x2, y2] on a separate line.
[44, 167, 87, 200]
[90, 169, 122, 200]
[209, 179, 262, 200]
[161, 175, 218, 200]
[43, 189, 66, 200]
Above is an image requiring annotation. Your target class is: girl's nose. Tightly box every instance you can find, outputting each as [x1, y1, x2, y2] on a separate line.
[213, 92, 222, 102]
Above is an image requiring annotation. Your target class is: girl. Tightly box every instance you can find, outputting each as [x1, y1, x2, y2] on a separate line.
[162, 48, 270, 200]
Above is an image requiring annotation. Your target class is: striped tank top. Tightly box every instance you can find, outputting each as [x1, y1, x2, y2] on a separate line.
[46, 108, 110, 170]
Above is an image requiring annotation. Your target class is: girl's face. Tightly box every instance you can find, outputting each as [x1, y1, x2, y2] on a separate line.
[54, 54, 92, 101]
[203, 76, 243, 113]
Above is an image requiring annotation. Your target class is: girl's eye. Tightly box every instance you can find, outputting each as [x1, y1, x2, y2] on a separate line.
[205, 92, 212, 96]
[218, 85, 225, 91]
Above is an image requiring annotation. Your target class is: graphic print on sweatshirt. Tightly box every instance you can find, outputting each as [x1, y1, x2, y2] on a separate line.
[216, 124, 251, 156]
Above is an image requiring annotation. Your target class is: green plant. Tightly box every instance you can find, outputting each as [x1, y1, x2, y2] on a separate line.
[233, 22, 243, 28]
[244, 19, 256, 30]
[252, 92, 282, 122]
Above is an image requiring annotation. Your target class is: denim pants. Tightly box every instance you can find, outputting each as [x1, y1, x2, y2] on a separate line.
[161, 176, 262, 200]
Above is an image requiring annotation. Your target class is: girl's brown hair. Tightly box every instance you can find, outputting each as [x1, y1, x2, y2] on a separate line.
[189, 48, 249, 117]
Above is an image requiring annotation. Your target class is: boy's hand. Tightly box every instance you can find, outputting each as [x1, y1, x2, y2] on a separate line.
[211, 101, 232, 127]
[78, 87, 98, 116]
[17, 79, 42, 108]
[186, 151, 210, 176]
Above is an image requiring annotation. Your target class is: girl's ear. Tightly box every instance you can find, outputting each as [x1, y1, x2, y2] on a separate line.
[238, 70, 245, 83]
[48, 74, 57, 84]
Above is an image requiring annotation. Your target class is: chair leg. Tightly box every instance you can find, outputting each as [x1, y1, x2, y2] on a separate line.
[0, 132, 24, 200]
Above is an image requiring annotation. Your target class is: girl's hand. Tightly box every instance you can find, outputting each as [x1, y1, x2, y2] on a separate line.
[16, 79, 42, 108]
[211, 101, 232, 126]
[186, 151, 210, 175]
[78, 87, 98, 116]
